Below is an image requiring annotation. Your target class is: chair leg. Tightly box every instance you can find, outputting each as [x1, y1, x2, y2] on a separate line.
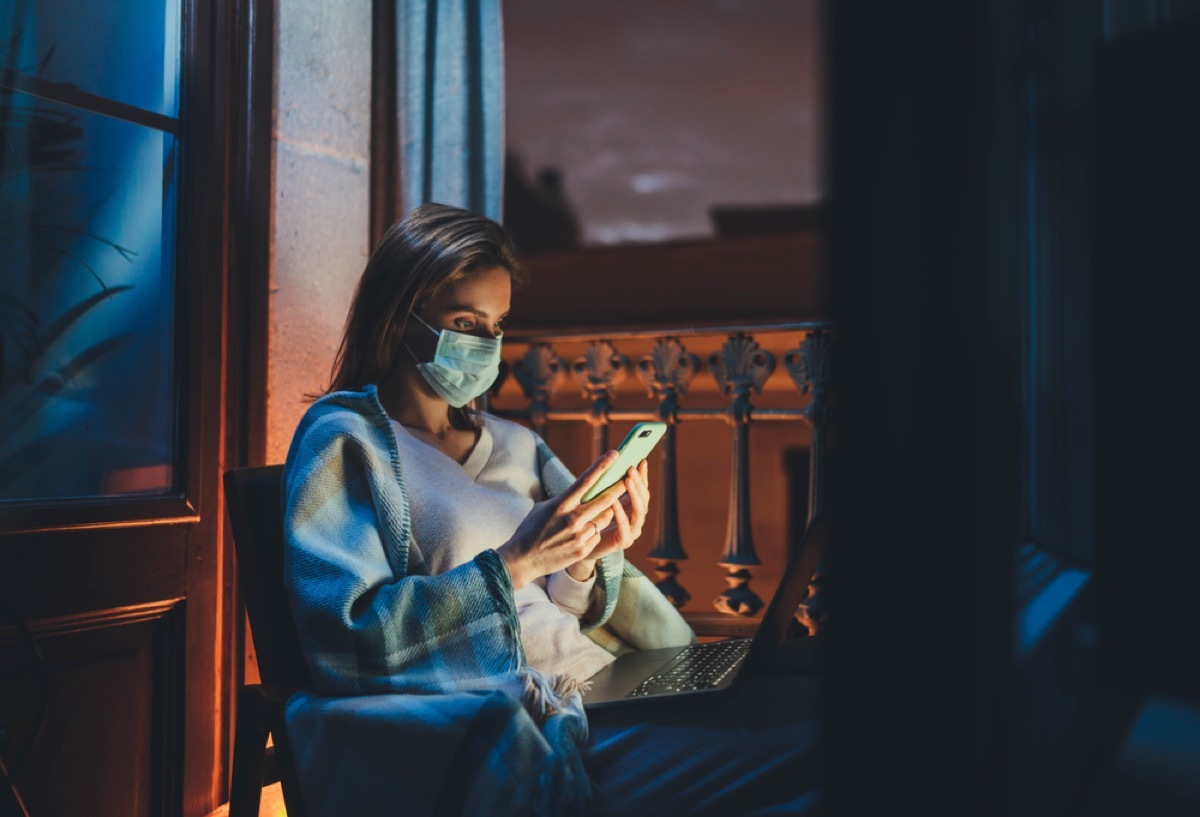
[272, 720, 309, 817]
[229, 686, 270, 817]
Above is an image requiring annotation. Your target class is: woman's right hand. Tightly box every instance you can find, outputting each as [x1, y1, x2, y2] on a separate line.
[496, 450, 626, 590]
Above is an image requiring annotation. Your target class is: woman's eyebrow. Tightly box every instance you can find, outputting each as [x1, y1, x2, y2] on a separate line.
[445, 303, 509, 319]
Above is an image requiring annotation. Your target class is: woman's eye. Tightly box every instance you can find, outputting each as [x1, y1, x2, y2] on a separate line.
[454, 318, 474, 330]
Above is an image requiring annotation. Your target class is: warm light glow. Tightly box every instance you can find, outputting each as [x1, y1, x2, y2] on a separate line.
[262, 782, 287, 816]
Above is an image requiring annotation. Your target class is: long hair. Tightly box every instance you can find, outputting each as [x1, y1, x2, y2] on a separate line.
[314, 203, 526, 422]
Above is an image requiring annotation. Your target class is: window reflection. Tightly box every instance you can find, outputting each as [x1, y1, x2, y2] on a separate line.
[0, 0, 180, 118]
[0, 1, 179, 503]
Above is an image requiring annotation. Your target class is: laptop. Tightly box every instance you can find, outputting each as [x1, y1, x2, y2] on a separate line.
[580, 514, 830, 710]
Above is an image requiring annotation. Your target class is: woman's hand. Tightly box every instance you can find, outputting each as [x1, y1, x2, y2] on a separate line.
[564, 459, 650, 581]
[496, 450, 629, 590]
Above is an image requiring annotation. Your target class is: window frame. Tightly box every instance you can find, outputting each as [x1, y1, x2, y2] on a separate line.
[0, 2, 202, 535]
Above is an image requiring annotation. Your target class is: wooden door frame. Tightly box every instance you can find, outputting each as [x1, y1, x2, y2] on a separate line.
[0, 0, 275, 811]
[212, 0, 276, 808]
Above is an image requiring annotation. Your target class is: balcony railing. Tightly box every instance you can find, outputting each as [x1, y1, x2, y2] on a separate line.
[483, 320, 833, 637]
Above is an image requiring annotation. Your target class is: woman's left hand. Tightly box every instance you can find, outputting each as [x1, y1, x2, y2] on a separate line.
[565, 459, 650, 581]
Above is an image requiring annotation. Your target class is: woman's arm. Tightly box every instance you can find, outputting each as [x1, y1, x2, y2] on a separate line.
[283, 417, 522, 695]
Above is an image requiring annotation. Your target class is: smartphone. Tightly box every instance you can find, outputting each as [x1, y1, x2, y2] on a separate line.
[580, 421, 667, 503]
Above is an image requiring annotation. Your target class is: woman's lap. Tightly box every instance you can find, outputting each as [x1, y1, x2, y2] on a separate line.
[584, 675, 823, 817]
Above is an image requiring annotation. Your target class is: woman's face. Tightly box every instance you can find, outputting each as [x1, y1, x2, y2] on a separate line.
[407, 265, 512, 356]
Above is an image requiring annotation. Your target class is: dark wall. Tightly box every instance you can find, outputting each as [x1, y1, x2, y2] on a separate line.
[825, 1, 1019, 815]
[827, 5, 1200, 814]
[1094, 20, 1200, 703]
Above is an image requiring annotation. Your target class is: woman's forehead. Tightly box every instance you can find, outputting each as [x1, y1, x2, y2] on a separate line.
[428, 266, 512, 312]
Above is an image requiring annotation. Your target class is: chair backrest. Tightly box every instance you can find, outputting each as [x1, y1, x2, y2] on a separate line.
[224, 465, 312, 688]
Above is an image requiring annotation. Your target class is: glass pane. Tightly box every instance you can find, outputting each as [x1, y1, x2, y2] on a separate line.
[504, 0, 822, 248]
[0, 90, 177, 501]
[0, 0, 180, 119]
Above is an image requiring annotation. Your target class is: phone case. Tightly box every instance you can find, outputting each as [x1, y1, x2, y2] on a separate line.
[580, 422, 667, 503]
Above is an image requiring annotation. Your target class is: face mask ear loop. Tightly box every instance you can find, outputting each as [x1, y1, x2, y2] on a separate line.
[412, 312, 440, 337]
[391, 314, 424, 367]
[401, 340, 423, 365]
[401, 312, 439, 366]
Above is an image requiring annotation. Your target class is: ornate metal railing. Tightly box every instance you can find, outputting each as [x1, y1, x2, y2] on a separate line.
[483, 320, 833, 633]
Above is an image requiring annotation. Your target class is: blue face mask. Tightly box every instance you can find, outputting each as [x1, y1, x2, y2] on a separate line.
[406, 313, 502, 408]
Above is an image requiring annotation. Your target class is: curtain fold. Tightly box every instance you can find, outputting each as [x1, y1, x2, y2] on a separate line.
[397, 0, 504, 221]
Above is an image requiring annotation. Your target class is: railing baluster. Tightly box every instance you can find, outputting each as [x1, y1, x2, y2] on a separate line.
[512, 343, 567, 439]
[786, 329, 834, 635]
[492, 321, 833, 628]
[789, 329, 833, 521]
[572, 341, 627, 458]
[636, 338, 700, 608]
[708, 333, 775, 617]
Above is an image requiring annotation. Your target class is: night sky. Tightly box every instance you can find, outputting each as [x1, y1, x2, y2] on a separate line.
[504, 0, 823, 245]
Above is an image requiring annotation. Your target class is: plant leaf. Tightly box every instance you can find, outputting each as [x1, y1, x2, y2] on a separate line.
[25, 284, 132, 370]
[3, 332, 135, 433]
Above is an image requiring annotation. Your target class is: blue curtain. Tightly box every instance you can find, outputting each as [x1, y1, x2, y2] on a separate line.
[397, 0, 505, 221]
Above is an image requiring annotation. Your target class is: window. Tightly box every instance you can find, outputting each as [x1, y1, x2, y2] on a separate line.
[503, 0, 822, 250]
[0, 0, 181, 502]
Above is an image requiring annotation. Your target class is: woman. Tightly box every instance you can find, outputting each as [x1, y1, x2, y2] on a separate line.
[282, 203, 819, 816]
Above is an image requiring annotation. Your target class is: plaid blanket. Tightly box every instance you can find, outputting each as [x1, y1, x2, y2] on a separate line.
[282, 386, 692, 816]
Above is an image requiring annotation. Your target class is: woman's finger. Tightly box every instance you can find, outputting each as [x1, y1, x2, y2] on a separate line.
[622, 465, 649, 512]
[586, 505, 616, 534]
[580, 476, 628, 512]
[621, 482, 645, 541]
[618, 471, 646, 529]
[562, 450, 619, 506]
[578, 503, 614, 535]
[585, 517, 604, 541]
[611, 493, 632, 547]
[637, 460, 650, 501]
[626, 469, 648, 517]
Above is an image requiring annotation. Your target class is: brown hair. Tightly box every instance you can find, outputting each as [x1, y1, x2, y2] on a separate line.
[313, 203, 526, 420]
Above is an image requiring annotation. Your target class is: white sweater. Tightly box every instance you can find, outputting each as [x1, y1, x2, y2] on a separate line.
[391, 414, 617, 682]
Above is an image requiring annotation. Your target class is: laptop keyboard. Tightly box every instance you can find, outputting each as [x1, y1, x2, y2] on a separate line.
[627, 638, 752, 697]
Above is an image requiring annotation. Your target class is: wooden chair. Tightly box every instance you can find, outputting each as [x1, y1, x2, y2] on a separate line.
[224, 465, 310, 817]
